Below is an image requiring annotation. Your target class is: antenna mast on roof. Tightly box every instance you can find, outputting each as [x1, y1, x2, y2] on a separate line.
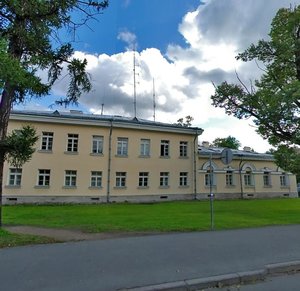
[101, 103, 104, 115]
[133, 49, 137, 118]
[153, 78, 156, 121]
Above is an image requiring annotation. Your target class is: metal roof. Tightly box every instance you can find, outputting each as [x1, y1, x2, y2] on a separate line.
[198, 146, 274, 161]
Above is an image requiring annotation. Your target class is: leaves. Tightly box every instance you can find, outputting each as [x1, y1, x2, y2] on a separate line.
[2, 125, 38, 168]
[211, 5, 300, 147]
[212, 136, 241, 150]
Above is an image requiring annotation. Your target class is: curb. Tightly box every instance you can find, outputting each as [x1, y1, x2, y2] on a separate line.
[121, 260, 300, 291]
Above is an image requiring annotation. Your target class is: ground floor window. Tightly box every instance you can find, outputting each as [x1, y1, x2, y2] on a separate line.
[116, 172, 126, 187]
[38, 169, 50, 186]
[160, 172, 169, 187]
[179, 172, 188, 186]
[8, 168, 22, 186]
[65, 170, 77, 187]
[91, 171, 102, 187]
[139, 172, 149, 187]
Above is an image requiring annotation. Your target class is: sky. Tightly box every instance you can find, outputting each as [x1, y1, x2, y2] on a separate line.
[16, 0, 300, 153]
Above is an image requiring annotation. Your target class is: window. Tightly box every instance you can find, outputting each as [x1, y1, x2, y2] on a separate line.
[138, 172, 149, 187]
[205, 167, 215, 186]
[160, 140, 169, 157]
[90, 171, 102, 187]
[226, 170, 234, 186]
[140, 139, 150, 156]
[92, 135, 103, 154]
[38, 169, 50, 186]
[263, 171, 271, 186]
[8, 168, 22, 186]
[244, 168, 253, 186]
[67, 134, 78, 152]
[117, 138, 128, 156]
[160, 172, 169, 187]
[179, 141, 188, 157]
[116, 172, 126, 187]
[41, 132, 53, 151]
[280, 174, 288, 187]
[65, 170, 77, 187]
[179, 172, 188, 186]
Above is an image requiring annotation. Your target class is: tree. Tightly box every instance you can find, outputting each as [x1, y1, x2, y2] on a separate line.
[176, 115, 194, 127]
[212, 136, 241, 149]
[211, 5, 300, 147]
[0, 0, 109, 227]
[268, 145, 300, 182]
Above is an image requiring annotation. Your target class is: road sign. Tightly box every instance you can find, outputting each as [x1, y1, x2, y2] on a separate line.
[221, 148, 233, 165]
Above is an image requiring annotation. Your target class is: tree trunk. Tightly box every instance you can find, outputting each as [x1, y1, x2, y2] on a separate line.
[0, 85, 14, 227]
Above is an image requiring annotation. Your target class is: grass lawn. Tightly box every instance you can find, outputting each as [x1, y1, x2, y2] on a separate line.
[0, 229, 58, 248]
[2, 198, 300, 233]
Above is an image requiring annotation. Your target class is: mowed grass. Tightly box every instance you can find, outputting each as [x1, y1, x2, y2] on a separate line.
[3, 198, 300, 233]
[0, 229, 57, 248]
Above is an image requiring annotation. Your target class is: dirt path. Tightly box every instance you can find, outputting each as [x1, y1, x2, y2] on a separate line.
[4, 225, 158, 242]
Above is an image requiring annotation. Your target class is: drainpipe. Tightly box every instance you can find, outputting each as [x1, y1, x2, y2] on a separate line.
[239, 156, 244, 199]
[193, 133, 198, 200]
[106, 119, 113, 203]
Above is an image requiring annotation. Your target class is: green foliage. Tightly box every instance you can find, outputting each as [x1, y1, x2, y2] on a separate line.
[0, 0, 109, 104]
[269, 145, 300, 181]
[212, 135, 241, 149]
[176, 115, 194, 127]
[211, 5, 300, 146]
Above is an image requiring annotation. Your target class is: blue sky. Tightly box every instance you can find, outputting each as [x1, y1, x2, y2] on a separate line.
[18, 0, 300, 152]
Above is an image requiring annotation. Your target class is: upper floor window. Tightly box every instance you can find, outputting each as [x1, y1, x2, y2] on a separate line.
[8, 168, 22, 186]
[41, 132, 53, 151]
[263, 171, 271, 187]
[179, 141, 188, 157]
[179, 172, 188, 186]
[138, 172, 149, 187]
[90, 171, 102, 187]
[160, 172, 169, 187]
[117, 137, 128, 156]
[67, 134, 78, 152]
[140, 139, 150, 156]
[226, 170, 234, 186]
[38, 169, 50, 186]
[160, 140, 169, 157]
[92, 135, 103, 154]
[65, 170, 77, 187]
[116, 172, 126, 187]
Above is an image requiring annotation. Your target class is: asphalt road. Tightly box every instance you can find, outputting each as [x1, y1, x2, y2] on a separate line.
[1, 225, 300, 291]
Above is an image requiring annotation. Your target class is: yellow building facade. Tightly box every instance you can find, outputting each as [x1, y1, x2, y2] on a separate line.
[3, 110, 298, 204]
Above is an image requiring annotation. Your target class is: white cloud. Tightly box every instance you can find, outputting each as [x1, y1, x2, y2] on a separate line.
[29, 0, 300, 153]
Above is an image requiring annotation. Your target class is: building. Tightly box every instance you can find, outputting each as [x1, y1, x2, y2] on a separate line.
[3, 110, 298, 204]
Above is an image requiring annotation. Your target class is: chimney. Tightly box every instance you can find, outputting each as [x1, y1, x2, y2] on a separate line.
[202, 141, 210, 148]
[243, 146, 251, 152]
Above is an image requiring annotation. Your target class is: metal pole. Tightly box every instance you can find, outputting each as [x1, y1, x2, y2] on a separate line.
[209, 153, 214, 230]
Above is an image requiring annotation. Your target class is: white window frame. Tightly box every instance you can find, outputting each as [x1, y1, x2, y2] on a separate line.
[140, 139, 150, 156]
[41, 132, 53, 151]
[205, 167, 216, 186]
[92, 135, 103, 154]
[160, 172, 169, 187]
[65, 170, 77, 187]
[67, 134, 79, 152]
[179, 141, 188, 157]
[117, 138, 128, 156]
[226, 170, 234, 186]
[8, 168, 22, 186]
[263, 171, 271, 187]
[116, 172, 126, 187]
[244, 168, 254, 186]
[160, 140, 169, 157]
[280, 174, 288, 187]
[139, 172, 149, 187]
[90, 171, 102, 187]
[179, 172, 188, 186]
[38, 169, 50, 186]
